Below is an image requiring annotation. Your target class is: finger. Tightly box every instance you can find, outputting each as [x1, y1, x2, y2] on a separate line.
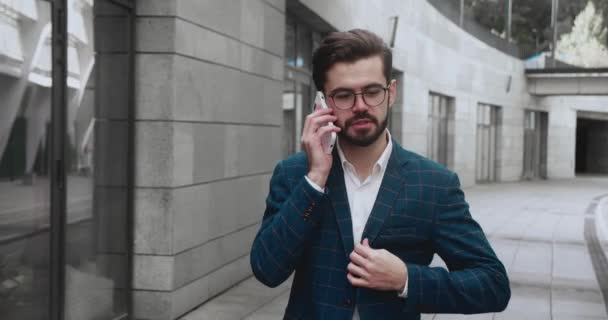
[362, 238, 370, 247]
[309, 114, 338, 130]
[303, 113, 336, 138]
[303, 108, 330, 137]
[354, 242, 374, 259]
[349, 251, 370, 270]
[314, 123, 341, 138]
[347, 262, 369, 279]
[347, 272, 370, 288]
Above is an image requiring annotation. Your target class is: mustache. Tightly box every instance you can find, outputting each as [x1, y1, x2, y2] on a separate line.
[344, 113, 378, 127]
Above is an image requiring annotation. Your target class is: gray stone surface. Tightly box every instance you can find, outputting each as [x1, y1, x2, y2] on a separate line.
[134, 254, 174, 291]
[97, 54, 129, 119]
[172, 255, 253, 319]
[136, 54, 282, 125]
[172, 174, 269, 253]
[552, 288, 607, 319]
[135, 122, 279, 188]
[95, 121, 129, 187]
[172, 224, 259, 289]
[552, 243, 598, 291]
[134, 188, 173, 255]
[136, 17, 283, 81]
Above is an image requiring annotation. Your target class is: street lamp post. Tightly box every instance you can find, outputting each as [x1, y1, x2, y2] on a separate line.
[551, 0, 560, 67]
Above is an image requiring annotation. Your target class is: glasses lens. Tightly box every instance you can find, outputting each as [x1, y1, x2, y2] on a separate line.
[363, 87, 386, 107]
[332, 91, 355, 110]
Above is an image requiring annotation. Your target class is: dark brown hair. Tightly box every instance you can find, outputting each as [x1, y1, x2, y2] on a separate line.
[312, 29, 392, 92]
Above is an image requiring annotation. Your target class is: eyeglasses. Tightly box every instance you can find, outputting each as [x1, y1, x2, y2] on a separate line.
[328, 85, 390, 110]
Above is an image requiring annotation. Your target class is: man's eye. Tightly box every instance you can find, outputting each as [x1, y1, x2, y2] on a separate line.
[334, 92, 353, 100]
[364, 88, 383, 95]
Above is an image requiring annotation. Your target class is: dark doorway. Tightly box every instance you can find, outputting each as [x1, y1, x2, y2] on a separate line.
[576, 118, 608, 174]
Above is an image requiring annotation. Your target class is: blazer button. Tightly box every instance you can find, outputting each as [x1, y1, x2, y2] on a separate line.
[344, 299, 352, 307]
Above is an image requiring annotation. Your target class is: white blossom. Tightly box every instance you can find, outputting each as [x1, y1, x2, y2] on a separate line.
[556, 0, 608, 67]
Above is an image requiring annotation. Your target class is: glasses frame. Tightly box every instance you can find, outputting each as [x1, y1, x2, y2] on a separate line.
[327, 85, 391, 110]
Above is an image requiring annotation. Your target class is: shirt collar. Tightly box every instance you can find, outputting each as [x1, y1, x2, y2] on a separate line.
[337, 130, 393, 173]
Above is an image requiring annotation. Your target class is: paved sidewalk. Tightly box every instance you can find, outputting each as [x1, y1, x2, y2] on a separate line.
[183, 176, 608, 320]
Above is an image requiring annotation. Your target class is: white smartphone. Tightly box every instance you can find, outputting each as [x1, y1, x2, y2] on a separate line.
[314, 91, 337, 154]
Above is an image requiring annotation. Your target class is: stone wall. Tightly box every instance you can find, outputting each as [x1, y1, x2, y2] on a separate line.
[132, 1, 285, 319]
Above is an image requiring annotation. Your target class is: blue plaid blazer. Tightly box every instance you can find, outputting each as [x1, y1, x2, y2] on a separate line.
[250, 140, 510, 319]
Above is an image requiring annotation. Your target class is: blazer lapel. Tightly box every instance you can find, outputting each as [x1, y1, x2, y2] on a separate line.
[362, 142, 408, 246]
[326, 151, 355, 257]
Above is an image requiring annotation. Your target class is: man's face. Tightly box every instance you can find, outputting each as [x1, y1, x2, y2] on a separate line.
[324, 55, 396, 147]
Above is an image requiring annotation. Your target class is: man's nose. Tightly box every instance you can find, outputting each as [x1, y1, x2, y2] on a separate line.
[351, 94, 369, 113]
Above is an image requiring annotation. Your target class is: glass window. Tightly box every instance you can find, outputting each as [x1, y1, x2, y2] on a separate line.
[283, 15, 317, 157]
[296, 24, 312, 69]
[63, 0, 131, 318]
[427, 93, 454, 167]
[285, 16, 296, 67]
[0, 1, 52, 319]
[282, 80, 296, 157]
[476, 104, 501, 182]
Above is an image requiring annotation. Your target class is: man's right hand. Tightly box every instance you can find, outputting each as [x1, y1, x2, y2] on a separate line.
[301, 107, 341, 189]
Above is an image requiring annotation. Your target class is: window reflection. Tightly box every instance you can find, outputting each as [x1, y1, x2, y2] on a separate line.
[0, 1, 52, 319]
[64, 0, 130, 318]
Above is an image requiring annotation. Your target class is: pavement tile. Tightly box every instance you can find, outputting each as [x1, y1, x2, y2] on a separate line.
[493, 285, 551, 320]
[433, 313, 494, 319]
[552, 288, 608, 319]
[492, 211, 535, 241]
[488, 239, 520, 274]
[554, 215, 586, 245]
[243, 291, 290, 320]
[181, 276, 291, 320]
[552, 243, 599, 291]
[510, 241, 552, 287]
[521, 212, 560, 243]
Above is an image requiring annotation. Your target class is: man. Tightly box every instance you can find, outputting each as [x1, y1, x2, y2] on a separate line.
[250, 29, 510, 320]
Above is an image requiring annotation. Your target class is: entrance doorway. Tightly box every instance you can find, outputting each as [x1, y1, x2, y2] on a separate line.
[523, 110, 548, 179]
[476, 104, 501, 183]
[576, 114, 608, 175]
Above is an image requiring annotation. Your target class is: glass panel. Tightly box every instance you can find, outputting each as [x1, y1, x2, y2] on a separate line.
[296, 21, 312, 69]
[282, 80, 296, 157]
[0, 1, 52, 319]
[512, 0, 552, 58]
[285, 16, 296, 67]
[64, 0, 130, 319]
[298, 83, 312, 135]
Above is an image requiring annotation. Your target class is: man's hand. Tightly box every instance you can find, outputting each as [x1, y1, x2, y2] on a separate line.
[347, 239, 408, 292]
[301, 106, 341, 188]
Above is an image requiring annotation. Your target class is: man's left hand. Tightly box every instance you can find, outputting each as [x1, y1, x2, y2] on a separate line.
[347, 238, 408, 291]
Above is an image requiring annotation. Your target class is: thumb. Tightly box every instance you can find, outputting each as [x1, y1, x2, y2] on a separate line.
[362, 238, 370, 247]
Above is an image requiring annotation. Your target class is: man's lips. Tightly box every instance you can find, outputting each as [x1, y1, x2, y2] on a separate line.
[351, 119, 373, 128]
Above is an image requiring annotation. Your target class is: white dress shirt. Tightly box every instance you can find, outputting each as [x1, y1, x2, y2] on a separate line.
[305, 131, 407, 320]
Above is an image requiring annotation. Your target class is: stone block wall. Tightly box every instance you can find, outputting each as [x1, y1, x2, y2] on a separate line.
[132, 1, 285, 319]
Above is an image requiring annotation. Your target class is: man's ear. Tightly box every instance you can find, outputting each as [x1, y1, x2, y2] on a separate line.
[388, 79, 397, 108]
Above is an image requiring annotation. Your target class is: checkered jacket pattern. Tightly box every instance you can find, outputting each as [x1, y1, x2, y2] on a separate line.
[250, 141, 510, 319]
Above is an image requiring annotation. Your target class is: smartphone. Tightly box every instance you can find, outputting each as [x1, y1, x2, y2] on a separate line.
[314, 91, 337, 154]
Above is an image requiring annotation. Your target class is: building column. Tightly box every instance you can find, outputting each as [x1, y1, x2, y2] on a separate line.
[132, 0, 285, 319]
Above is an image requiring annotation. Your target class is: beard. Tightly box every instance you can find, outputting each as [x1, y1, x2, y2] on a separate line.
[338, 110, 389, 147]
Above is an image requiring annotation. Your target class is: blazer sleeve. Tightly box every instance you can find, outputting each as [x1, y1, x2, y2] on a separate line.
[403, 172, 511, 314]
[250, 161, 326, 287]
